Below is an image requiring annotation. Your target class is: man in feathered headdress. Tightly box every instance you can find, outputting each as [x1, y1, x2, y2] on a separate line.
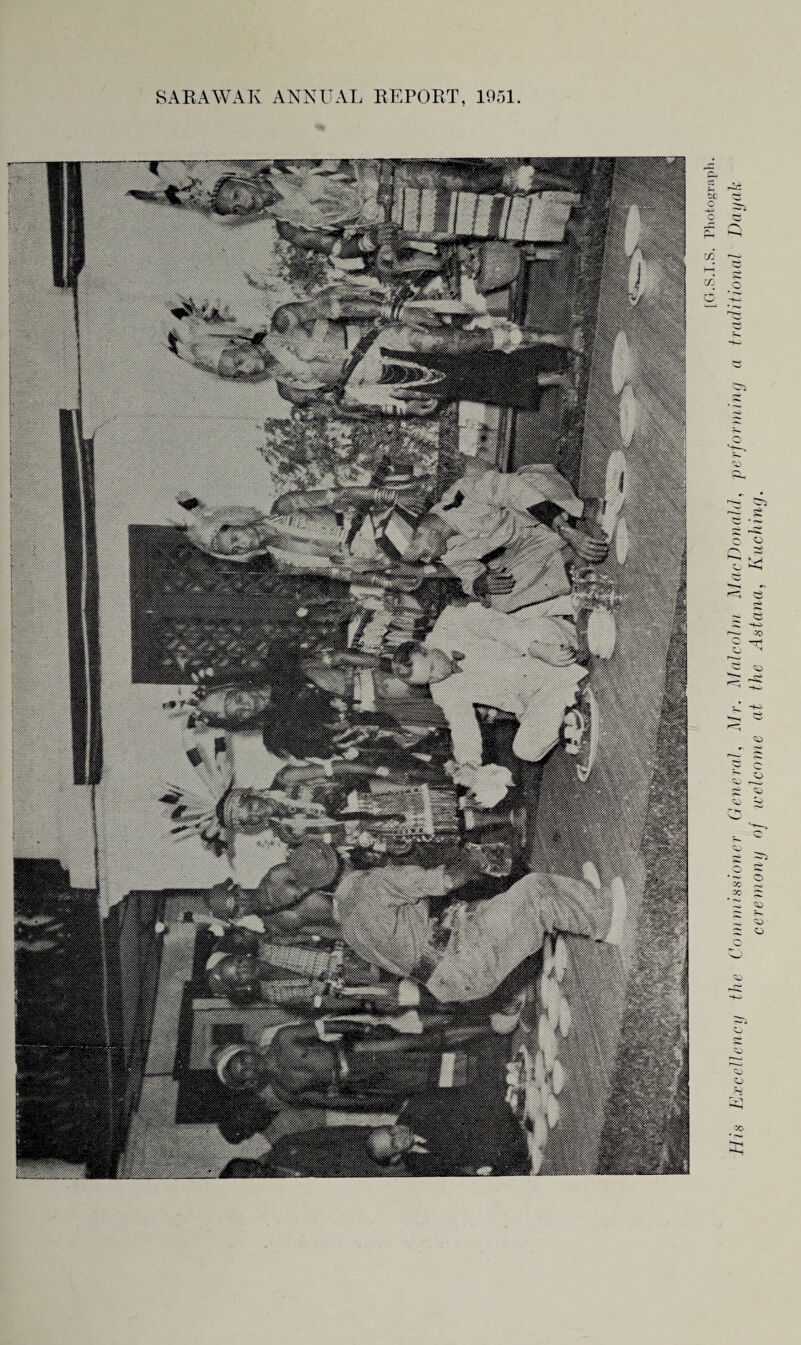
[173, 455, 443, 596]
[204, 936, 438, 1022]
[129, 160, 380, 230]
[166, 288, 578, 419]
[129, 159, 580, 252]
[172, 485, 434, 585]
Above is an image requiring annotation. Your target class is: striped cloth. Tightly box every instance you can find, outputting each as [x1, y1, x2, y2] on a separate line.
[345, 783, 460, 842]
[391, 186, 579, 243]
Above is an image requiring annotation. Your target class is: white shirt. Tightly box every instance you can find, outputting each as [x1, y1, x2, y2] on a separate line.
[432, 464, 582, 595]
[425, 602, 585, 765]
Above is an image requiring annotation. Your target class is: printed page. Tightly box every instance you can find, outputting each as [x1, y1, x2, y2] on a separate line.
[0, 3, 797, 1343]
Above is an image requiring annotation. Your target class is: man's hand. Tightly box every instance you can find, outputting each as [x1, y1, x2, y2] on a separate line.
[473, 570, 515, 606]
[485, 567, 516, 595]
[555, 518, 609, 564]
[472, 572, 490, 605]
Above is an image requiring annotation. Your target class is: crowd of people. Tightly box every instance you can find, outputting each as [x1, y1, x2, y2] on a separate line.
[138, 158, 626, 1176]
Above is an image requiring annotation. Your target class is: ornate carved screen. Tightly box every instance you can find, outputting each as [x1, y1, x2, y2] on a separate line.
[129, 525, 353, 684]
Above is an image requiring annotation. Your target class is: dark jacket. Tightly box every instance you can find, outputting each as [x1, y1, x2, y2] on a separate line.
[398, 1080, 530, 1176]
[264, 1126, 395, 1178]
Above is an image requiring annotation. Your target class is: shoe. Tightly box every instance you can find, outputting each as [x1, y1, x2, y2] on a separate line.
[491, 989, 527, 1035]
[562, 685, 599, 782]
[510, 804, 529, 852]
[604, 876, 628, 945]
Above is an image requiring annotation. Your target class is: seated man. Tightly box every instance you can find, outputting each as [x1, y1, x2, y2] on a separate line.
[367, 1047, 530, 1176]
[391, 599, 588, 765]
[333, 851, 627, 1005]
[220, 1126, 402, 1178]
[402, 459, 610, 611]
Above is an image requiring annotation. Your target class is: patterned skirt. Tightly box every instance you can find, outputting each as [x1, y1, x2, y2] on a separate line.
[334, 783, 461, 858]
[346, 783, 460, 840]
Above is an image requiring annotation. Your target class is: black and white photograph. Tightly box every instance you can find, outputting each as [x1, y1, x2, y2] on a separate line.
[10, 155, 687, 1180]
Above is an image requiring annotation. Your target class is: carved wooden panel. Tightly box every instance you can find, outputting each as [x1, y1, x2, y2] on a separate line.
[129, 525, 353, 683]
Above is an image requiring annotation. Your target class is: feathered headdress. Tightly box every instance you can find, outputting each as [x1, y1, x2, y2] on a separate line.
[161, 685, 208, 724]
[166, 297, 265, 374]
[161, 665, 222, 723]
[162, 676, 274, 734]
[159, 725, 234, 857]
[128, 162, 245, 216]
[173, 492, 268, 562]
[208, 171, 274, 221]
